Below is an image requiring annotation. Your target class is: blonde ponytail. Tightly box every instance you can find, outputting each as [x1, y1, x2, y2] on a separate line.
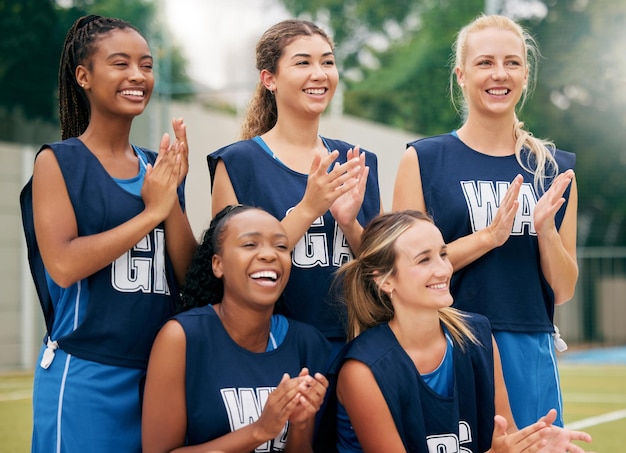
[513, 119, 558, 192]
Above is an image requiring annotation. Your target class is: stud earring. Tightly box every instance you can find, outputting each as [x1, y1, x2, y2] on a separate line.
[460, 83, 465, 88]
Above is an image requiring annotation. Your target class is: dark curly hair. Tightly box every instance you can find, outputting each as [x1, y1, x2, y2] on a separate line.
[179, 205, 255, 311]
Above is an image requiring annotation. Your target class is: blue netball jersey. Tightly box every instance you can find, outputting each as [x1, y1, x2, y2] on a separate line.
[175, 306, 331, 449]
[21, 137, 184, 368]
[336, 313, 495, 453]
[208, 137, 380, 341]
[410, 133, 575, 332]
[21, 137, 187, 452]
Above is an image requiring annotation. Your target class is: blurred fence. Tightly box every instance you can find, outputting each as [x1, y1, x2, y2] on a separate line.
[556, 247, 626, 346]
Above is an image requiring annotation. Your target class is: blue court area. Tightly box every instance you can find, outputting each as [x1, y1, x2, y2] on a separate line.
[559, 345, 626, 364]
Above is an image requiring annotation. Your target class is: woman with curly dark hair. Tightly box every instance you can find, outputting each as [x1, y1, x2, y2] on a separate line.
[143, 205, 331, 453]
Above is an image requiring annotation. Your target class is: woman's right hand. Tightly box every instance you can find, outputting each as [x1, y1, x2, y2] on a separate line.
[141, 132, 181, 222]
[485, 174, 522, 248]
[488, 409, 594, 453]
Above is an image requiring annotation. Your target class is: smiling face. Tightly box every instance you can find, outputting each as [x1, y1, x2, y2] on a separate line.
[456, 27, 528, 118]
[76, 28, 154, 119]
[262, 34, 338, 118]
[212, 209, 291, 311]
[380, 220, 454, 313]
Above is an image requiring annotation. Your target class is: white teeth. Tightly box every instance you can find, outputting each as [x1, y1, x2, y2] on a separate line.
[121, 90, 144, 97]
[250, 271, 278, 281]
[304, 88, 325, 95]
[488, 89, 508, 96]
[429, 283, 447, 290]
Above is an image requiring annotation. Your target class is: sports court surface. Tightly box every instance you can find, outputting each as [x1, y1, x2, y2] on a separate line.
[0, 345, 624, 451]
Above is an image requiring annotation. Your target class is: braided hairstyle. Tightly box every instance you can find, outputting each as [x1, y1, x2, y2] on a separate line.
[58, 15, 142, 140]
[179, 205, 256, 311]
[239, 19, 334, 140]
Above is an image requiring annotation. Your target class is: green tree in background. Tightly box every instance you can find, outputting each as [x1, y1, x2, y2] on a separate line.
[278, 0, 484, 133]
[0, 0, 63, 140]
[342, 0, 484, 134]
[525, 0, 626, 246]
[0, 0, 193, 144]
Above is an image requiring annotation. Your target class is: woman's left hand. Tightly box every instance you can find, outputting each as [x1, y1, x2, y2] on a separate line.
[537, 409, 594, 453]
[534, 169, 574, 236]
[329, 146, 368, 227]
[171, 117, 189, 186]
[287, 368, 329, 427]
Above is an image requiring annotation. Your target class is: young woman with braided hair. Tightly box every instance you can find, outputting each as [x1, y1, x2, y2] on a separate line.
[20, 15, 196, 452]
[393, 15, 578, 429]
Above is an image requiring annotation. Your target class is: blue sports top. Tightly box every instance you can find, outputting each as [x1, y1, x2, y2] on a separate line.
[208, 137, 381, 340]
[335, 312, 495, 453]
[20, 137, 185, 368]
[409, 133, 575, 332]
[175, 305, 331, 450]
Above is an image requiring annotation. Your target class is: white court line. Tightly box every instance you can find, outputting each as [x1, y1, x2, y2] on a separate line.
[564, 393, 626, 404]
[565, 409, 626, 430]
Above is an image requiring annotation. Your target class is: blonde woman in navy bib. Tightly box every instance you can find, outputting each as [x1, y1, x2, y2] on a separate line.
[393, 15, 577, 429]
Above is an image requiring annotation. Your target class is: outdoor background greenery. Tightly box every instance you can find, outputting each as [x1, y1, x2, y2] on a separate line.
[1, 0, 624, 246]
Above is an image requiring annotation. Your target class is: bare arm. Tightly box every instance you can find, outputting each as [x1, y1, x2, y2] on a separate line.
[337, 359, 406, 452]
[535, 171, 578, 305]
[164, 203, 197, 286]
[493, 338, 517, 432]
[33, 136, 181, 288]
[142, 320, 188, 453]
[392, 146, 426, 212]
[210, 159, 240, 216]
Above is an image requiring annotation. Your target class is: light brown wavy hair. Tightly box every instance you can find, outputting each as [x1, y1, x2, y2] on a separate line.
[337, 210, 479, 349]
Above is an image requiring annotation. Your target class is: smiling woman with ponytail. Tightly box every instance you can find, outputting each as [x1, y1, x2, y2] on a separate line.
[393, 14, 579, 430]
